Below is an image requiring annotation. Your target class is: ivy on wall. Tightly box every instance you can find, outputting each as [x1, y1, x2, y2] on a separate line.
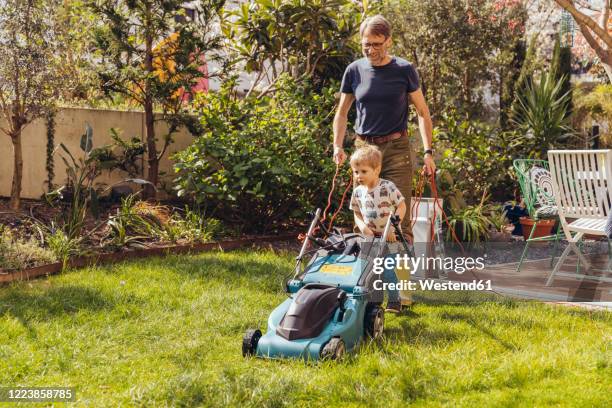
[45, 111, 56, 191]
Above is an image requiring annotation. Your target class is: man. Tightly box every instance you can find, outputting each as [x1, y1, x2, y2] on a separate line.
[333, 14, 436, 243]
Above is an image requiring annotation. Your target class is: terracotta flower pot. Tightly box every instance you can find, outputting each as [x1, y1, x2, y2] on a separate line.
[519, 217, 555, 241]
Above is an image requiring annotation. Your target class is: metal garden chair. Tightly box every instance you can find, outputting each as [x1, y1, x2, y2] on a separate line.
[547, 149, 612, 286]
[513, 159, 562, 273]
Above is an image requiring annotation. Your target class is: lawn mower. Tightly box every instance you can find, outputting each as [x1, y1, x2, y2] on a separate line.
[242, 208, 411, 360]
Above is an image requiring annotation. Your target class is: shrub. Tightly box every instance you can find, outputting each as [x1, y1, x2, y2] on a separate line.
[435, 111, 517, 204]
[511, 71, 575, 158]
[173, 75, 342, 232]
[572, 83, 612, 147]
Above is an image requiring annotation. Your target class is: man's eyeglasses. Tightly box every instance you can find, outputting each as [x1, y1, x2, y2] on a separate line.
[361, 41, 385, 50]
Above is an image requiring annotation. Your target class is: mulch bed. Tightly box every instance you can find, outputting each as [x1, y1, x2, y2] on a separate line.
[0, 197, 310, 284]
[0, 233, 302, 284]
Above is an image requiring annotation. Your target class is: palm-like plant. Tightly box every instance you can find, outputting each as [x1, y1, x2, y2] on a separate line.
[511, 71, 574, 159]
[447, 205, 492, 243]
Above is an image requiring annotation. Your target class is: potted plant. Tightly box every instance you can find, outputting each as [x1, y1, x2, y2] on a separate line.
[488, 208, 514, 242]
[446, 192, 492, 244]
[518, 216, 556, 241]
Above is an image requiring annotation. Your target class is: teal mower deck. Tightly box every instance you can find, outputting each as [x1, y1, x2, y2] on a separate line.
[242, 209, 411, 360]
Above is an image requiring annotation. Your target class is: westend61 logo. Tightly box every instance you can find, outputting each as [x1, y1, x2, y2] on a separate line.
[372, 254, 486, 275]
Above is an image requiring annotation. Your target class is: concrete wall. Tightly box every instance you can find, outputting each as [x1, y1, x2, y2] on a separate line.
[0, 107, 196, 200]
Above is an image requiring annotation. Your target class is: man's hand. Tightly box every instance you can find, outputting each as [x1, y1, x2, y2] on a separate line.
[333, 146, 346, 165]
[423, 154, 436, 176]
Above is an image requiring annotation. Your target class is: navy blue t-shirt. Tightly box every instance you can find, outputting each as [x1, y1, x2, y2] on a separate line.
[340, 56, 420, 136]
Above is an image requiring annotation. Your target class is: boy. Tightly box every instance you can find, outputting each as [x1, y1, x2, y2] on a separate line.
[349, 145, 407, 313]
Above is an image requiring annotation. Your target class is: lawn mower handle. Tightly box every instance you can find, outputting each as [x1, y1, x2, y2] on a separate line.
[293, 208, 322, 277]
[391, 215, 414, 258]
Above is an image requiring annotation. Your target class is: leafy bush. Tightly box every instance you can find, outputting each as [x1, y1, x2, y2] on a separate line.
[89, 128, 146, 178]
[435, 112, 517, 204]
[46, 127, 154, 242]
[222, 0, 360, 92]
[0, 226, 57, 270]
[384, 0, 527, 120]
[572, 83, 612, 147]
[173, 75, 341, 232]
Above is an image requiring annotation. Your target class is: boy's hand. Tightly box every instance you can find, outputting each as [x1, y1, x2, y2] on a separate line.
[361, 227, 374, 236]
[386, 230, 398, 242]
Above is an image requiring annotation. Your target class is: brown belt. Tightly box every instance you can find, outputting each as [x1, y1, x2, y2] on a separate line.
[356, 130, 406, 145]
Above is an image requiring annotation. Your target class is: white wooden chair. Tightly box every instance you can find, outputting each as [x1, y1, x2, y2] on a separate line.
[547, 149, 612, 286]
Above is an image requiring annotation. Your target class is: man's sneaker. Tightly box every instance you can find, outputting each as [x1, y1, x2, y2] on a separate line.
[385, 302, 402, 314]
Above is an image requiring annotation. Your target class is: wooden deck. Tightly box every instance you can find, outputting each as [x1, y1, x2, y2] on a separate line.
[443, 253, 612, 302]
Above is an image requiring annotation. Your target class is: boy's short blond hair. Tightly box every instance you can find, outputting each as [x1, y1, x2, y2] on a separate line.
[350, 145, 382, 169]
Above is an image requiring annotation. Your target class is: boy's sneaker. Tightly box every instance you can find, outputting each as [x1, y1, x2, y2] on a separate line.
[385, 302, 402, 314]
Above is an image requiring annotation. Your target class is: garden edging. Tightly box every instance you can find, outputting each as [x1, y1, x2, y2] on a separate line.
[0, 232, 298, 284]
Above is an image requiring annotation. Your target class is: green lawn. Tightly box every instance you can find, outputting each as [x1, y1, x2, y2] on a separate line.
[0, 250, 610, 407]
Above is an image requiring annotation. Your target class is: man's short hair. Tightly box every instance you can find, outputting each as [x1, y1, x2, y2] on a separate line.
[350, 145, 382, 169]
[359, 15, 392, 38]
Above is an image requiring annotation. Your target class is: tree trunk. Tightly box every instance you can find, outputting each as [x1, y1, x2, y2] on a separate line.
[143, 3, 157, 199]
[499, 66, 506, 128]
[431, 63, 437, 118]
[9, 129, 23, 210]
[463, 69, 471, 107]
[463, 69, 472, 118]
[144, 98, 157, 199]
[603, 55, 612, 84]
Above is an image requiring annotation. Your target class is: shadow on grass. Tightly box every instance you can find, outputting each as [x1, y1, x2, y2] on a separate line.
[561, 307, 612, 322]
[411, 289, 511, 305]
[152, 252, 293, 290]
[109, 251, 286, 277]
[0, 285, 115, 338]
[384, 318, 460, 346]
[439, 311, 517, 351]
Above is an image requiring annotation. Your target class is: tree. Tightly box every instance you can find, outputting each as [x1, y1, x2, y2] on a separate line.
[222, 0, 361, 95]
[554, 0, 612, 83]
[383, 0, 527, 120]
[551, 37, 573, 115]
[0, 0, 71, 210]
[90, 0, 226, 198]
